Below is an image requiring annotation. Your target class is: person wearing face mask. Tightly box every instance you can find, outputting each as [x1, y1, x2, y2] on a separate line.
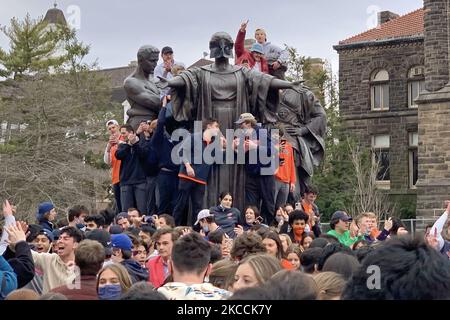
[96, 263, 132, 300]
[209, 192, 243, 238]
[285, 210, 310, 245]
[195, 209, 220, 237]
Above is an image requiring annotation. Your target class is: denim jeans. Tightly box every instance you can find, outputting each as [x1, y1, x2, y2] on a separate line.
[274, 179, 289, 211]
[120, 182, 147, 214]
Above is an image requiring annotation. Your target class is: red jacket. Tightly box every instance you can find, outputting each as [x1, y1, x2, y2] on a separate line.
[146, 255, 168, 288]
[235, 30, 269, 74]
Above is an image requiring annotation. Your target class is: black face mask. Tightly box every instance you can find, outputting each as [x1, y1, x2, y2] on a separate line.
[209, 39, 234, 59]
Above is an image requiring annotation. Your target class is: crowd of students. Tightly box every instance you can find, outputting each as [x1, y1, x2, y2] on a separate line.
[0, 197, 449, 300]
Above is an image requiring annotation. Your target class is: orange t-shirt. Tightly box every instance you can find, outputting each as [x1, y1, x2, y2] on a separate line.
[275, 142, 296, 184]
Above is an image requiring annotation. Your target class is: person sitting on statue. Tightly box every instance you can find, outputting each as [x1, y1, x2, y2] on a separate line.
[254, 27, 289, 79]
[235, 20, 269, 73]
[233, 113, 277, 226]
[154, 46, 185, 100]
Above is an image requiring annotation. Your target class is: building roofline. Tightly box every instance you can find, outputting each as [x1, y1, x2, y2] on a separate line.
[333, 35, 424, 52]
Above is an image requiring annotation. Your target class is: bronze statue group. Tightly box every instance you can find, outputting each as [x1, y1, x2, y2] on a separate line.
[118, 23, 326, 227]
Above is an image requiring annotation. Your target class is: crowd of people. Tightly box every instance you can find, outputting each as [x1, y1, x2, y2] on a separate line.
[0, 196, 449, 300]
[0, 22, 449, 301]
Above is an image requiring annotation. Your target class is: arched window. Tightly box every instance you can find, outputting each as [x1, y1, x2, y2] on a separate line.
[370, 70, 389, 111]
[408, 66, 425, 108]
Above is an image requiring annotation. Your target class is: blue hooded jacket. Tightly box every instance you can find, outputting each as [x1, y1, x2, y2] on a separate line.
[0, 255, 18, 299]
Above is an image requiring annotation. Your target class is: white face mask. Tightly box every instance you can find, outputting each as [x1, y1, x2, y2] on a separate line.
[275, 216, 283, 223]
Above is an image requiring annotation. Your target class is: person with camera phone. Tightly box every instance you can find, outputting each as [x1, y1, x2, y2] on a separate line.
[104, 120, 123, 213]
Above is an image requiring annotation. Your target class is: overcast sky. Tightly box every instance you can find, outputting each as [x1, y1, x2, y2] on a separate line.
[0, 0, 423, 73]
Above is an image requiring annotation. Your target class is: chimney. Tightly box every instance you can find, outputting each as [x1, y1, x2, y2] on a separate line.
[378, 11, 399, 26]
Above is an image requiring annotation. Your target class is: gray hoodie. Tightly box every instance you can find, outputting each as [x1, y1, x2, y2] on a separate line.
[261, 42, 289, 66]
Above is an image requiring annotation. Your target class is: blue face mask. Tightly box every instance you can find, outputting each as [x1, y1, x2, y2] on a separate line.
[76, 223, 86, 230]
[202, 225, 209, 233]
[98, 284, 122, 300]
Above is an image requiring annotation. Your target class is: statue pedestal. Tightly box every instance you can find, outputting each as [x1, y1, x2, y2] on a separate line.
[415, 84, 450, 219]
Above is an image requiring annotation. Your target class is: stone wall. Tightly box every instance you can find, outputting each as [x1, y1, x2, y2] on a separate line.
[415, 0, 450, 219]
[423, 0, 449, 92]
[336, 41, 424, 210]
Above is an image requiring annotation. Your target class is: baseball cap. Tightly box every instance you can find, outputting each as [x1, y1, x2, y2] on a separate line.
[235, 113, 256, 124]
[250, 43, 264, 54]
[36, 202, 55, 221]
[194, 209, 214, 225]
[106, 119, 119, 127]
[161, 46, 173, 55]
[331, 211, 352, 222]
[111, 234, 132, 251]
[86, 229, 112, 256]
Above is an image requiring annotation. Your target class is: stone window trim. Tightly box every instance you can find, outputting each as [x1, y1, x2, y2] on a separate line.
[408, 132, 419, 189]
[372, 134, 391, 189]
[370, 69, 390, 112]
[407, 66, 425, 109]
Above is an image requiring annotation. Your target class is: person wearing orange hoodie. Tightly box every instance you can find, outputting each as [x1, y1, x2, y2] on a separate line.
[235, 20, 269, 73]
[273, 126, 296, 211]
[104, 119, 123, 213]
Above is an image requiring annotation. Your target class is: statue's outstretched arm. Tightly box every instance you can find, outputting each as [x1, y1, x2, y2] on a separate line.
[269, 78, 302, 90]
[157, 75, 186, 89]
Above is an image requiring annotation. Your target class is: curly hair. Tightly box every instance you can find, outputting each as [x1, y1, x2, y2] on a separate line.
[230, 233, 266, 261]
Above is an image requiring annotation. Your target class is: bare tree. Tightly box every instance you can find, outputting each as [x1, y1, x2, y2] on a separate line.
[0, 71, 120, 222]
[346, 141, 396, 223]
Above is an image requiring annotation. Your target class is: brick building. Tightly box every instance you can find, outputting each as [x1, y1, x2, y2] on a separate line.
[334, 9, 425, 216]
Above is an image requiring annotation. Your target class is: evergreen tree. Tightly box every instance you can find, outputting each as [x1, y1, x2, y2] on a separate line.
[0, 14, 64, 79]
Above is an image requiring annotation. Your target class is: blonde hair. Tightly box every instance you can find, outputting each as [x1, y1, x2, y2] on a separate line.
[171, 64, 185, 76]
[238, 254, 282, 285]
[279, 234, 292, 248]
[254, 28, 267, 42]
[96, 263, 133, 293]
[356, 212, 377, 225]
[313, 272, 346, 300]
[209, 259, 238, 290]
